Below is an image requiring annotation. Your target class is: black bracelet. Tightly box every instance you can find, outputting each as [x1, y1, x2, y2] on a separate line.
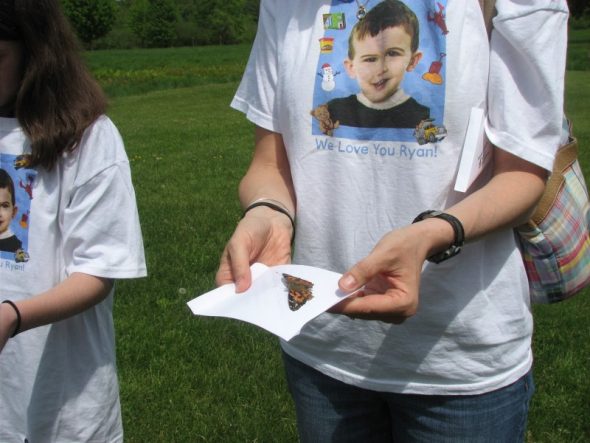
[2, 300, 21, 337]
[412, 210, 465, 263]
[243, 200, 296, 243]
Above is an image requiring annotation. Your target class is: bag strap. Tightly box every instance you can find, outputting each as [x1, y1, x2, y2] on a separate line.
[479, 0, 497, 37]
[530, 138, 579, 225]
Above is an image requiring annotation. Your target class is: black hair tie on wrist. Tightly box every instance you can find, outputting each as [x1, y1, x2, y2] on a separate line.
[2, 300, 21, 337]
[243, 200, 296, 244]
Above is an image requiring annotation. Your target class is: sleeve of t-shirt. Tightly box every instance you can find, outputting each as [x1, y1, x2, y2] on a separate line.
[230, 0, 281, 133]
[484, 0, 569, 171]
[61, 119, 147, 279]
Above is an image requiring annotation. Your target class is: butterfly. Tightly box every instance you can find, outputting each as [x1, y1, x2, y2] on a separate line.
[282, 273, 314, 311]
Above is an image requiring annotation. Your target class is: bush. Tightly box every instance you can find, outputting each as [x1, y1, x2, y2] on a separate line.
[570, 6, 590, 29]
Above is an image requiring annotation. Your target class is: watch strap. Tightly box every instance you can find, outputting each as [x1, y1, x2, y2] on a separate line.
[412, 210, 465, 263]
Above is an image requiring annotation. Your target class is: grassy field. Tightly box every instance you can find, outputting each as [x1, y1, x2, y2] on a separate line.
[88, 37, 590, 442]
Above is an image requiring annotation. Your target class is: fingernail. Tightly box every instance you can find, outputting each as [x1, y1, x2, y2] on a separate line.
[340, 274, 357, 290]
[235, 277, 245, 293]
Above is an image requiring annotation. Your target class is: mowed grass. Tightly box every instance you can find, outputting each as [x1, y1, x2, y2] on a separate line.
[85, 45, 251, 97]
[108, 84, 298, 442]
[90, 44, 590, 442]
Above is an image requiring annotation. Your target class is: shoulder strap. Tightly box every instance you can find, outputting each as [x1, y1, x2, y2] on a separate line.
[479, 0, 497, 37]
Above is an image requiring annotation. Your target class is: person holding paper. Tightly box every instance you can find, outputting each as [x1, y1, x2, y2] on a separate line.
[216, 0, 569, 441]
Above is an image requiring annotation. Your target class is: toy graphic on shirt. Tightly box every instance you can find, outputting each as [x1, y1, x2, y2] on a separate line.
[319, 37, 335, 54]
[318, 63, 340, 91]
[427, 3, 449, 35]
[19, 210, 29, 229]
[414, 118, 447, 145]
[422, 53, 446, 85]
[13, 154, 32, 170]
[15, 248, 30, 263]
[19, 174, 34, 200]
[18, 211, 30, 229]
[323, 12, 347, 30]
[311, 104, 340, 136]
[283, 273, 314, 311]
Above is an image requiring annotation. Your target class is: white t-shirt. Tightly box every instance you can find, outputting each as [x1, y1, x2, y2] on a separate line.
[0, 116, 146, 442]
[231, 0, 568, 395]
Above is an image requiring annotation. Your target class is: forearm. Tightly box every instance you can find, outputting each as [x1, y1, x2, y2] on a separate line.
[3, 273, 113, 336]
[238, 126, 296, 213]
[216, 126, 297, 291]
[422, 147, 547, 257]
[448, 170, 545, 242]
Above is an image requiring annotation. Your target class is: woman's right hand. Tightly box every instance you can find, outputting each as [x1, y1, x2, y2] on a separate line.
[215, 205, 293, 292]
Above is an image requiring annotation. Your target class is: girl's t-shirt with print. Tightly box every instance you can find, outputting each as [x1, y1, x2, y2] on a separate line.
[232, 0, 568, 395]
[0, 116, 146, 442]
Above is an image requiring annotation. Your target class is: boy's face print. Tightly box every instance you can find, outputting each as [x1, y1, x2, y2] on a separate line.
[0, 187, 17, 235]
[344, 26, 422, 104]
[0, 40, 24, 117]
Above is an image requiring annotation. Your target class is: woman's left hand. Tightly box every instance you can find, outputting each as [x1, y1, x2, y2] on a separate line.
[330, 217, 455, 323]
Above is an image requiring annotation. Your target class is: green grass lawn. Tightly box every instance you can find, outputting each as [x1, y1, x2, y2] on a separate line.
[85, 45, 250, 98]
[109, 83, 297, 442]
[90, 43, 590, 442]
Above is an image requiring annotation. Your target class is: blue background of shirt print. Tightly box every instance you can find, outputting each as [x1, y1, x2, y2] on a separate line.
[0, 153, 33, 260]
[312, 0, 447, 142]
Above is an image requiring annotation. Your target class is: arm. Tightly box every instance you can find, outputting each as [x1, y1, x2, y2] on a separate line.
[238, 126, 296, 213]
[0, 273, 113, 352]
[333, 147, 547, 323]
[447, 147, 547, 239]
[216, 125, 296, 292]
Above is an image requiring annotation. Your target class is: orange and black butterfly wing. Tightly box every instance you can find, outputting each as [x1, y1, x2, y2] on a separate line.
[282, 274, 314, 311]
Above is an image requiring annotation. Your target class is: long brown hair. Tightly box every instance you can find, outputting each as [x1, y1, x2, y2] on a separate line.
[13, 0, 107, 170]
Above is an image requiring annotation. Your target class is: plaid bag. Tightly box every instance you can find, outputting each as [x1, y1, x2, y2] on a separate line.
[479, 0, 590, 303]
[515, 135, 590, 303]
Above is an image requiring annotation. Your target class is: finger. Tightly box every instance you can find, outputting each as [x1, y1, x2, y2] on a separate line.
[330, 292, 417, 323]
[216, 230, 255, 292]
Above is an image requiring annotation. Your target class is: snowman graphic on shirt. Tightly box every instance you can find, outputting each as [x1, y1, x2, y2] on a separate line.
[319, 63, 339, 91]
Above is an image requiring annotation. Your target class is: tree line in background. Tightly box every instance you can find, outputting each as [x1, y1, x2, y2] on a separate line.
[62, 0, 260, 49]
[62, 0, 589, 50]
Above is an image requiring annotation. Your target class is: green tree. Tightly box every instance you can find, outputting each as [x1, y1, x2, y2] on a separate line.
[568, 0, 590, 18]
[244, 0, 260, 22]
[208, 0, 247, 45]
[188, 0, 255, 45]
[61, 0, 117, 48]
[130, 0, 177, 48]
[171, 0, 257, 46]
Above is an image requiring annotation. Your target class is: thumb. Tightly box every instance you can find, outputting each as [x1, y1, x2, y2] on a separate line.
[338, 260, 373, 293]
[216, 242, 253, 293]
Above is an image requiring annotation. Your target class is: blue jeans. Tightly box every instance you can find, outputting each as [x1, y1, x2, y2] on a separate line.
[282, 351, 534, 443]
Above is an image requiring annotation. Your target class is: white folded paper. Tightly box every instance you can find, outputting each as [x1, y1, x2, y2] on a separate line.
[187, 263, 354, 340]
[454, 107, 492, 193]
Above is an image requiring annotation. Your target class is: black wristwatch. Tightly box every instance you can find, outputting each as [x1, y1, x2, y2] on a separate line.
[412, 210, 465, 263]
